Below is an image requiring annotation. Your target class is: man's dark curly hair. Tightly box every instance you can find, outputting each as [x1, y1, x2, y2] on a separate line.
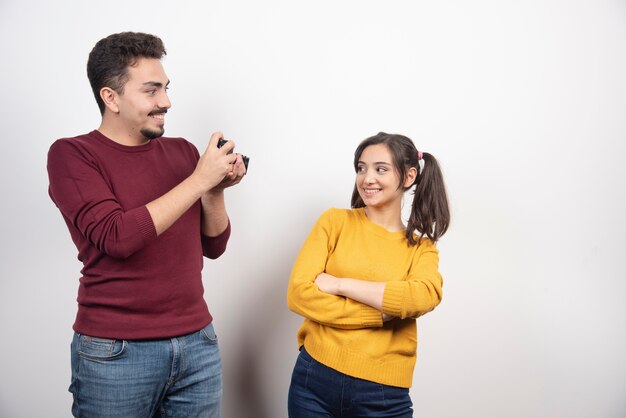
[87, 32, 167, 115]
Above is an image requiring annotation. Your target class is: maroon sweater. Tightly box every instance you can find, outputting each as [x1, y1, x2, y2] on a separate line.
[47, 130, 230, 340]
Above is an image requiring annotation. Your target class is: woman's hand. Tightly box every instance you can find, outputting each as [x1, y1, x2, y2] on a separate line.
[382, 313, 395, 322]
[314, 272, 341, 295]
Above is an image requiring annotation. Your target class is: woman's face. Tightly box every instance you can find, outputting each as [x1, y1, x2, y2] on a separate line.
[355, 144, 405, 210]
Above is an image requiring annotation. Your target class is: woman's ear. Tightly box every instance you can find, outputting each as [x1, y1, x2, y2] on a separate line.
[100, 87, 120, 114]
[404, 167, 417, 188]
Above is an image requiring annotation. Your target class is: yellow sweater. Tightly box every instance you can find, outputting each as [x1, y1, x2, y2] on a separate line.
[287, 208, 443, 388]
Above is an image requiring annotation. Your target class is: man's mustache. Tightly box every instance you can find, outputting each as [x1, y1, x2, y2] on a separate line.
[148, 108, 168, 116]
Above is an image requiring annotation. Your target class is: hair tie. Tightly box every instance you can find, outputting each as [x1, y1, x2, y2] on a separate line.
[417, 151, 423, 161]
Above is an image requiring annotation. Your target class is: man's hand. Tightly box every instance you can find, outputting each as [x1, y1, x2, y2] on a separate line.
[192, 132, 240, 192]
[210, 152, 246, 192]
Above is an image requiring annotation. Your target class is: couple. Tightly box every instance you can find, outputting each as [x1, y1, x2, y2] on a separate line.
[48, 32, 450, 418]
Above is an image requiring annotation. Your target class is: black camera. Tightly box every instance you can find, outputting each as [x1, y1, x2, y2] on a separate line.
[217, 138, 249, 172]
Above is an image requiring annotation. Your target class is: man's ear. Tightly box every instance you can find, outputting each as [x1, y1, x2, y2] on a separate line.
[100, 87, 120, 114]
[404, 167, 417, 188]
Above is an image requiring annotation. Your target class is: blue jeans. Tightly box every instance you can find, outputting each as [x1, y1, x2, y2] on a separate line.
[288, 347, 413, 417]
[69, 323, 222, 418]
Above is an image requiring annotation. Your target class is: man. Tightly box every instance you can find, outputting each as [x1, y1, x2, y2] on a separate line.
[47, 32, 245, 417]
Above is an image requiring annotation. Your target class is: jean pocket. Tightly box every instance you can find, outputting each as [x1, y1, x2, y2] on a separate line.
[381, 384, 412, 409]
[298, 346, 313, 367]
[200, 323, 218, 345]
[77, 335, 127, 361]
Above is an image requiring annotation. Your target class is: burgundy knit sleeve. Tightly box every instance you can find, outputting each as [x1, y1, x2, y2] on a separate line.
[201, 220, 231, 259]
[47, 140, 158, 259]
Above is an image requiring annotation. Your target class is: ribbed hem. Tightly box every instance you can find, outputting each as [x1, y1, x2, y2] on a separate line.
[383, 281, 407, 318]
[201, 220, 231, 259]
[74, 311, 213, 340]
[135, 206, 157, 243]
[304, 338, 416, 388]
[356, 307, 385, 328]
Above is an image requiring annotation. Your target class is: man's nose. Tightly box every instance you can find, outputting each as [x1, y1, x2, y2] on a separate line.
[159, 92, 172, 109]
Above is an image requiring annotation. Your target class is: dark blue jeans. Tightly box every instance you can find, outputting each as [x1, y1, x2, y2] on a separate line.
[69, 323, 222, 418]
[288, 347, 413, 417]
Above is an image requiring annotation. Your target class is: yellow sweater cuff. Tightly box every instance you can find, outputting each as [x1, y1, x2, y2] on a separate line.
[382, 281, 406, 318]
[359, 306, 384, 327]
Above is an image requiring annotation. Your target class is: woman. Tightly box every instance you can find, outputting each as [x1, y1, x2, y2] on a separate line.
[287, 132, 450, 417]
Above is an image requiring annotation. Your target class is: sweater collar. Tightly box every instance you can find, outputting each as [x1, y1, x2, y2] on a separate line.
[354, 208, 406, 241]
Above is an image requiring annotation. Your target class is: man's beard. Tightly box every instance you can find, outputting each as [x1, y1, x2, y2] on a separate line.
[142, 107, 168, 140]
[140, 126, 165, 140]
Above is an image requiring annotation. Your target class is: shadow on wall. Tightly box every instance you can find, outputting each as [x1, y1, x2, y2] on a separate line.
[233, 340, 266, 417]
[230, 261, 299, 418]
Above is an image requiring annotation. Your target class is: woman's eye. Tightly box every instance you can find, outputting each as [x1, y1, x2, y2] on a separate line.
[377, 167, 387, 173]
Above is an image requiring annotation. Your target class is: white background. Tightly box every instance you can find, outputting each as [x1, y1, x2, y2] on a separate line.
[1, 1, 625, 417]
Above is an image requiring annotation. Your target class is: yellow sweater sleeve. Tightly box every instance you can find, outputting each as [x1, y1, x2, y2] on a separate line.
[287, 209, 384, 329]
[382, 239, 443, 319]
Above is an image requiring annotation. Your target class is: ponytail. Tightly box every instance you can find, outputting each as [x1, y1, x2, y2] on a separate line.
[406, 152, 450, 245]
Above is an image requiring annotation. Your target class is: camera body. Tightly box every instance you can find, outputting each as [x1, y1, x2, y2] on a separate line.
[217, 138, 249, 171]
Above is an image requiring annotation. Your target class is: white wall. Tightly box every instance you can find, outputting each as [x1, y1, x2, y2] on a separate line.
[1, 1, 625, 417]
